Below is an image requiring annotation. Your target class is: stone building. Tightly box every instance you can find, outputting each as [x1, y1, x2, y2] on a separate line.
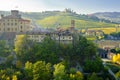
[0, 10, 30, 33]
[17, 29, 74, 44]
[15, 23, 76, 45]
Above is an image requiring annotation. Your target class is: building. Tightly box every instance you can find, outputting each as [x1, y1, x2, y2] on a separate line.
[26, 31, 49, 42]
[15, 28, 74, 44]
[85, 30, 104, 36]
[26, 30, 73, 44]
[97, 40, 120, 59]
[27, 20, 76, 44]
[0, 10, 30, 33]
[55, 30, 73, 44]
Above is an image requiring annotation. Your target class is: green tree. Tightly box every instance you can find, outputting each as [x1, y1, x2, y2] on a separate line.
[14, 35, 36, 63]
[16, 60, 22, 69]
[24, 61, 33, 80]
[5, 55, 14, 67]
[33, 61, 51, 80]
[75, 71, 83, 80]
[12, 75, 17, 80]
[53, 63, 66, 80]
[0, 40, 10, 57]
[84, 57, 103, 73]
[0, 68, 16, 80]
[14, 35, 27, 63]
[69, 71, 83, 80]
[73, 36, 97, 64]
[87, 72, 102, 80]
[35, 37, 60, 64]
[116, 71, 120, 78]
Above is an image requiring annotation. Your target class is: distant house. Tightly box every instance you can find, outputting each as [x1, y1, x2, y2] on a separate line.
[85, 30, 104, 36]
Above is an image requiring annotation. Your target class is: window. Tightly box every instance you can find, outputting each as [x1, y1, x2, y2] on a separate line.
[21, 26, 22, 29]
[7, 23, 9, 26]
[8, 28, 10, 31]
[15, 23, 17, 25]
[63, 36, 65, 39]
[41, 36, 44, 38]
[27, 35, 31, 38]
[11, 23, 13, 26]
[35, 35, 38, 38]
[11, 28, 13, 31]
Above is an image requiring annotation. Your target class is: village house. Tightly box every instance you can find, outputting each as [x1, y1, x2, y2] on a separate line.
[85, 30, 104, 36]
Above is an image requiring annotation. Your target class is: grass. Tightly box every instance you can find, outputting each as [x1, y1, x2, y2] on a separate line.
[86, 36, 97, 41]
[36, 14, 119, 34]
[89, 27, 116, 34]
[36, 15, 115, 29]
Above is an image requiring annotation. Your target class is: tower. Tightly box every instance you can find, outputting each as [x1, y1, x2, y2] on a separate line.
[69, 20, 75, 32]
[71, 20, 75, 28]
[11, 10, 19, 16]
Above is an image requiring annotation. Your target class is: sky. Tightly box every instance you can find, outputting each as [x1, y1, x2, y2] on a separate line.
[0, 0, 120, 14]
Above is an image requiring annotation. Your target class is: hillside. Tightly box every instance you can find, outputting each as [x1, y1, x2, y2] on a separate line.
[0, 10, 116, 28]
[92, 12, 120, 23]
[36, 12, 115, 28]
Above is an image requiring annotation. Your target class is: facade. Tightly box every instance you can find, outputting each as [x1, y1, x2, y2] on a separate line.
[16, 29, 74, 44]
[0, 10, 30, 33]
[27, 30, 73, 44]
[55, 30, 73, 44]
[26, 32, 48, 42]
